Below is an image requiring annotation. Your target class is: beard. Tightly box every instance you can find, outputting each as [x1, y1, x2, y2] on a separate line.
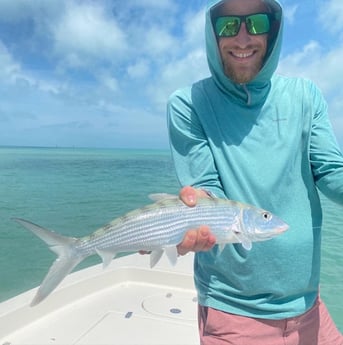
[222, 56, 265, 84]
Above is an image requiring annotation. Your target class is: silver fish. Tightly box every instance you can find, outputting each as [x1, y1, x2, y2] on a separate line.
[13, 194, 288, 306]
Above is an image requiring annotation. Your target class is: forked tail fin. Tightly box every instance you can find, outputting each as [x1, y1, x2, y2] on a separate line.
[13, 218, 84, 306]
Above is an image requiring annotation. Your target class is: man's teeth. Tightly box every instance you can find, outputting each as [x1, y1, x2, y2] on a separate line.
[233, 52, 253, 58]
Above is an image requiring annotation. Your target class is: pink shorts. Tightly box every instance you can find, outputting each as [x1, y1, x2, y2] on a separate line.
[198, 297, 343, 345]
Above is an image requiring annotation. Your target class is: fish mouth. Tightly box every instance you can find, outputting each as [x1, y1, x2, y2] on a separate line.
[255, 223, 289, 238]
[270, 224, 289, 235]
[278, 223, 289, 233]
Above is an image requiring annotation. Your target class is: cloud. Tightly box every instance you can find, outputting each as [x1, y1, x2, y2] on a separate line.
[0, 0, 342, 149]
[96, 73, 120, 93]
[278, 35, 343, 146]
[0, 0, 60, 23]
[0, 36, 63, 98]
[145, 7, 209, 111]
[52, 2, 128, 69]
[318, 0, 343, 39]
[0, 41, 21, 82]
[283, 4, 299, 25]
[278, 41, 343, 95]
[127, 60, 150, 79]
[126, 0, 174, 9]
[141, 28, 178, 57]
[148, 48, 208, 112]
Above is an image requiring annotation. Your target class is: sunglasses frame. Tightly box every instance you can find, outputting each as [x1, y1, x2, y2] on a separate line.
[214, 13, 273, 38]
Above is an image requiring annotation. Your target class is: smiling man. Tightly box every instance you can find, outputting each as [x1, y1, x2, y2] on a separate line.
[213, 0, 270, 83]
[167, 0, 343, 344]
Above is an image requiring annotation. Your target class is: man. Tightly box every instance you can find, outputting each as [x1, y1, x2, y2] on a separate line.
[167, 0, 343, 344]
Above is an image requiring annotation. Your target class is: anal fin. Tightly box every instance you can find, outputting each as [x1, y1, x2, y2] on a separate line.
[96, 248, 116, 268]
[150, 250, 164, 268]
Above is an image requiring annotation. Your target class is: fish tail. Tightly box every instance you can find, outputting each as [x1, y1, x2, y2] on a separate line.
[13, 218, 84, 306]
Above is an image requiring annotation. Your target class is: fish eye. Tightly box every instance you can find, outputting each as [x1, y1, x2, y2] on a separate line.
[262, 212, 271, 221]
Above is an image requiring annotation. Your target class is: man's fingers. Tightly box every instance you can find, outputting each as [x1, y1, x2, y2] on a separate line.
[177, 229, 198, 255]
[179, 186, 211, 207]
[180, 186, 197, 206]
[177, 226, 216, 256]
[193, 226, 216, 251]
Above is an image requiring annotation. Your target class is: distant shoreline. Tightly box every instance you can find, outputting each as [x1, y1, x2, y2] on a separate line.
[0, 145, 170, 153]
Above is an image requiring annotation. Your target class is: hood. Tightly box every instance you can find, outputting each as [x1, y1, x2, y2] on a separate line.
[205, 0, 283, 106]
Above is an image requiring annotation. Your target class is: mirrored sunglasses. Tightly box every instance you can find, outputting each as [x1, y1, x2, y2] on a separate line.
[214, 13, 271, 37]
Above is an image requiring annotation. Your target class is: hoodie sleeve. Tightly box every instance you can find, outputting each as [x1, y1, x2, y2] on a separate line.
[167, 88, 226, 199]
[309, 82, 343, 205]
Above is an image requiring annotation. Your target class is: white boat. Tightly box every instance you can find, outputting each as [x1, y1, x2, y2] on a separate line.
[0, 253, 199, 345]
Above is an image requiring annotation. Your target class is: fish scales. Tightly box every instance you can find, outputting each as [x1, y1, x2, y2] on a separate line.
[13, 195, 289, 306]
[75, 199, 243, 256]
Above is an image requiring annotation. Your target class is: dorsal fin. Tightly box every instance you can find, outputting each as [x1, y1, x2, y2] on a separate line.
[148, 193, 178, 202]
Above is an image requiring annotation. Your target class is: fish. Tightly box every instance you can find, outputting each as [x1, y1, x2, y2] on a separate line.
[13, 194, 289, 306]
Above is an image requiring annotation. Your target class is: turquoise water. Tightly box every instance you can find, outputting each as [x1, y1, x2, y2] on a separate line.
[0, 146, 342, 330]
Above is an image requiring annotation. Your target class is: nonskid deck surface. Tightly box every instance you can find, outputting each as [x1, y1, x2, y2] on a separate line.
[0, 254, 199, 345]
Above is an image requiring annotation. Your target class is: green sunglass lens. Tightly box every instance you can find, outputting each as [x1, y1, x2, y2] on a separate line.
[215, 17, 240, 37]
[247, 14, 270, 34]
[215, 14, 270, 37]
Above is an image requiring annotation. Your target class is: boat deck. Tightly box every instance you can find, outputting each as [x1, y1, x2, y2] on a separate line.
[0, 253, 198, 345]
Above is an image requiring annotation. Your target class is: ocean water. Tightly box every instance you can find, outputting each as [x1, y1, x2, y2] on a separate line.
[0, 146, 342, 331]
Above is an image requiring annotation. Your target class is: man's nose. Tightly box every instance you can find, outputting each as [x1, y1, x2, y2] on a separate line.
[235, 22, 251, 46]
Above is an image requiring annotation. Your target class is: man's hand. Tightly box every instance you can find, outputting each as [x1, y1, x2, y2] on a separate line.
[177, 186, 216, 255]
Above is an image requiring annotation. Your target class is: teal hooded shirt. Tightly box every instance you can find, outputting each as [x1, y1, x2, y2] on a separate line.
[167, 0, 343, 319]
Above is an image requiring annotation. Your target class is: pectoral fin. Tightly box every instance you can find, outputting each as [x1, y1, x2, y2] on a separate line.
[232, 232, 252, 251]
[241, 239, 252, 250]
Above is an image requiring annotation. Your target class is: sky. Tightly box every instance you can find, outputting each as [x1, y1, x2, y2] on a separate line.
[0, 0, 342, 149]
